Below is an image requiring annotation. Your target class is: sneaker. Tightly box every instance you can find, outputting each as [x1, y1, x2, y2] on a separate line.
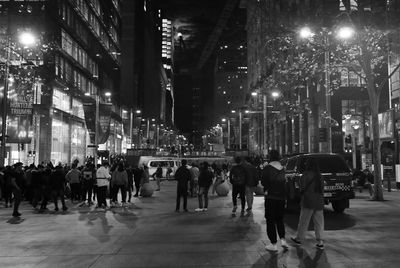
[265, 244, 278, 252]
[195, 208, 203, 212]
[184, 209, 188, 212]
[281, 238, 289, 249]
[232, 206, 237, 214]
[246, 207, 252, 212]
[203, 208, 208, 212]
[290, 237, 302, 246]
[54, 207, 59, 212]
[316, 241, 324, 250]
[62, 206, 68, 211]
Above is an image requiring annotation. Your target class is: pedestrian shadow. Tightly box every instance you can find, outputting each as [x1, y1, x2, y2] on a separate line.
[296, 247, 330, 268]
[78, 209, 113, 243]
[6, 217, 25, 224]
[253, 250, 288, 268]
[285, 209, 356, 231]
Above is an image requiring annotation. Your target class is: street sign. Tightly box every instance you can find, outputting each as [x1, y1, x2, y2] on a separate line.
[319, 128, 328, 142]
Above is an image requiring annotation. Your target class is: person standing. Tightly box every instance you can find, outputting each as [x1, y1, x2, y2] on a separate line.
[11, 163, 25, 217]
[139, 165, 150, 196]
[81, 162, 95, 206]
[2, 166, 14, 208]
[111, 162, 128, 206]
[50, 165, 68, 212]
[229, 157, 247, 217]
[96, 162, 111, 208]
[189, 163, 200, 197]
[175, 159, 191, 212]
[291, 158, 325, 250]
[243, 157, 259, 213]
[195, 162, 213, 212]
[65, 163, 81, 203]
[262, 150, 288, 252]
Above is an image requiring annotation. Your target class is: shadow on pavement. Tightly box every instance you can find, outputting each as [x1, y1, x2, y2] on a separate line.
[296, 247, 330, 268]
[78, 209, 113, 242]
[6, 217, 25, 224]
[285, 209, 356, 231]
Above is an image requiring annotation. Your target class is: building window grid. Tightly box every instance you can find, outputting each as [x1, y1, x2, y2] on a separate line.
[69, 0, 121, 57]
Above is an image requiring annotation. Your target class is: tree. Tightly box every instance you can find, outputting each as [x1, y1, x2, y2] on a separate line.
[257, 0, 400, 201]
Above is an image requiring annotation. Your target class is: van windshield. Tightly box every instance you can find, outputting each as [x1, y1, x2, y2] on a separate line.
[298, 156, 350, 173]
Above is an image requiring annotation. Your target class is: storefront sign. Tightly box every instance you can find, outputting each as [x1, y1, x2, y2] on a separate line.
[378, 110, 394, 139]
[83, 102, 112, 145]
[5, 76, 34, 143]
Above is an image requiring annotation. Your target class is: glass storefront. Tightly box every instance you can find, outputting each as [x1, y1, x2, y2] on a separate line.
[71, 122, 86, 165]
[51, 118, 70, 165]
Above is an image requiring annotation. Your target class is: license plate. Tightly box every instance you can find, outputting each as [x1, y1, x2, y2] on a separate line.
[324, 193, 332, 197]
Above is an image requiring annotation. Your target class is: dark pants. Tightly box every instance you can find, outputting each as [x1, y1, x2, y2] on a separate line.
[134, 180, 141, 196]
[52, 189, 66, 210]
[40, 186, 50, 210]
[3, 186, 12, 205]
[12, 188, 22, 214]
[265, 198, 286, 244]
[232, 185, 246, 209]
[81, 180, 94, 203]
[127, 183, 133, 202]
[97, 186, 107, 207]
[113, 185, 127, 203]
[176, 186, 188, 210]
[70, 183, 80, 201]
[198, 186, 210, 209]
[31, 185, 42, 208]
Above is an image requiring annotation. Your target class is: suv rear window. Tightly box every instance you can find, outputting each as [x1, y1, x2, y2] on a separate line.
[298, 156, 350, 173]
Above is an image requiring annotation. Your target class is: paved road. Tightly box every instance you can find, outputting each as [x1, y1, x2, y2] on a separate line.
[0, 181, 400, 268]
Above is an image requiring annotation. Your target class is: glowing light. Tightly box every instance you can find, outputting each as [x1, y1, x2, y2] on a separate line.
[299, 27, 314, 39]
[19, 32, 36, 46]
[337, 26, 355, 39]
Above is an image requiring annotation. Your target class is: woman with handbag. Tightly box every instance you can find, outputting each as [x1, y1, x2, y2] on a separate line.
[291, 158, 325, 249]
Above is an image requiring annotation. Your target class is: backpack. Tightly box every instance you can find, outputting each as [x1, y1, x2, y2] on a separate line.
[230, 166, 246, 186]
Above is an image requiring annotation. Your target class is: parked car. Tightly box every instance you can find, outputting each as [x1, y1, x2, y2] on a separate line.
[285, 153, 355, 213]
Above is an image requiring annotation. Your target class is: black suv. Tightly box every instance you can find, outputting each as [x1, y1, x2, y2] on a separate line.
[285, 153, 355, 213]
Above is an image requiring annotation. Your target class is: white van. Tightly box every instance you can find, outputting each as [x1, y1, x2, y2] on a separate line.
[136, 157, 180, 179]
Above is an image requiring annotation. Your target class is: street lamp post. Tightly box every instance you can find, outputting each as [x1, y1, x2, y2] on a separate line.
[263, 93, 267, 155]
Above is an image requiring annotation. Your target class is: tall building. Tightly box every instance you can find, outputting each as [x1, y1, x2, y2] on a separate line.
[0, 0, 122, 166]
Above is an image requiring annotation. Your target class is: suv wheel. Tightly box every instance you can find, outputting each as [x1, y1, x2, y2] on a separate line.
[332, 199, 347, 213]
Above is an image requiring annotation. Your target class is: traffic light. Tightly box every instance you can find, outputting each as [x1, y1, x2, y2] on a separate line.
[345, 134, 352, 144]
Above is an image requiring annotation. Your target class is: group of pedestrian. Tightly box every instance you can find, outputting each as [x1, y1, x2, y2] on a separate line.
[0, 160, 152, 217]
[262, 150, 325, 252]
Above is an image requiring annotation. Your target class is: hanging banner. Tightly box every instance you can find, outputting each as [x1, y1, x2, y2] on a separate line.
[5, 73, 34, 144]
[83, 101, 112, 145]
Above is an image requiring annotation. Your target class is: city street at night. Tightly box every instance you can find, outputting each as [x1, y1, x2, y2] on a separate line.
[0, 181, 400, 268]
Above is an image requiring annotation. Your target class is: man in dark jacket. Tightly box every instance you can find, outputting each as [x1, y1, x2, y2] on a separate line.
[243, 157, 259, 213]
[174, 159, 191, 212]
[50, 165, 68, 211]
[229, 157, 246, 216]
[196, 162, 214, 212]
[261, 150, 288, 252]
[11, 163, 25, 217]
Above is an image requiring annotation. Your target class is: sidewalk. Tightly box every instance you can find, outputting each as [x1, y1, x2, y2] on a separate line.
[0, 181, 400, 268]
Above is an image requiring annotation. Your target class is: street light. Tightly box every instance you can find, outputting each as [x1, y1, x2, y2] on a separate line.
[299, 26, 354, 153]
[1, 31, 37, 166]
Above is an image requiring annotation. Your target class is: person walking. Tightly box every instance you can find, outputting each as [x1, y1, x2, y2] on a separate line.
[175, 159, 191, 212]
[96, 162, 111, 208]
[291, 158, 325, 250]
[126, 165, 134, 202]
[2, 166, 14, 208]
[195, 162, 214, 212]
[262, 150, 288, 252]
[65, 163, 81, 203]
[139, 165, 150, 196]
[153, 164, 162, 191]
[243, 157, 259, 213]
[111, 162, 128, 206]
[133, 165, 142, 197]
[229, 157, 247, 217]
